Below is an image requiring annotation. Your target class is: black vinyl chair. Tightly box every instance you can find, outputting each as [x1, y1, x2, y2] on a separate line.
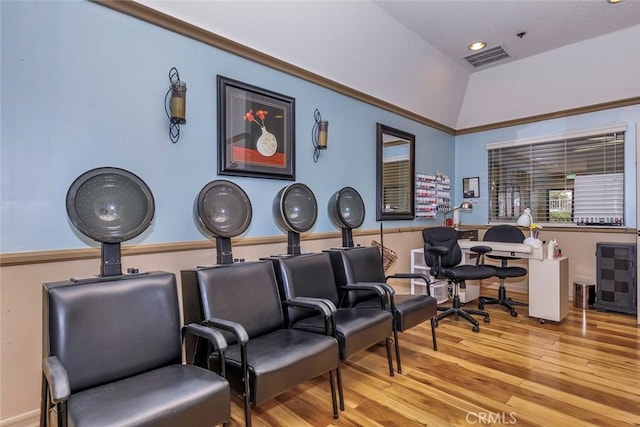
[270, 252, 395, 380]
[41, 272, 231, 427]
[422, 227, 495, 332]
[478, 225, 529, 317]
[327, 246, 438, 374]
[190, 260, 341, 426]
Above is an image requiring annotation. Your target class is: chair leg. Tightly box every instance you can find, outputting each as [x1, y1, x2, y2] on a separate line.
[385, 337, 395, 377]
[430, 318, 438, 351]
[244, 394, 252, 427]
[240, 346, 252, 427]
[329, 370, 339, 419]
[336, 365, 345, 411]
[392, 327, 402, 374]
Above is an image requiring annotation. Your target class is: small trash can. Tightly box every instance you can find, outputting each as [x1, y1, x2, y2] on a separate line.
[574, 282, 596, 308]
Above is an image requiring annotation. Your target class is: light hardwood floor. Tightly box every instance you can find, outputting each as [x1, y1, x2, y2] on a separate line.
[227, 289, 640, 426]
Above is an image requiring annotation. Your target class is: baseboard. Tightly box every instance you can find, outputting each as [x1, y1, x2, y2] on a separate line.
[0, 409, 39, 427]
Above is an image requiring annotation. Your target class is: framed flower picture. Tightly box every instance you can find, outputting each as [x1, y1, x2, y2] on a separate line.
[217, 75, 295, 180]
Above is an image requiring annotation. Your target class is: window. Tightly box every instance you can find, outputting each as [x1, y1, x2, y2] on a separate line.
[487, 126, 625, 225]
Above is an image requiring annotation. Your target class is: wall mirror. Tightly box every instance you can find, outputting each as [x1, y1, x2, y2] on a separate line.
[376, 123, 415, 221]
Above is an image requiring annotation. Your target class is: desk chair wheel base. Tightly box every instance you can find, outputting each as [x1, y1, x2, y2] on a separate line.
[434, 295, 490, 333]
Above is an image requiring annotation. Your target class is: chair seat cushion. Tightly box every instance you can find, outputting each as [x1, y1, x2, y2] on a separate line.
[67, 364, 230, 427]
[491, 266, 528, 279]
[355, 294, 437, 332]
[441, 265, 496, 281]
[292, 308, 392, 360]
[219, 329, 339, 406]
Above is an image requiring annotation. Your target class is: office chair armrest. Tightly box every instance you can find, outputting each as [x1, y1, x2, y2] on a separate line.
[203, 317, 249, 345]
[285, 297, 337, 317]
[470, 245, 492, 255]
[42, 356, 70, 404]
[470, 245, 492, 266]
[425, 245, 448, 256]
[182, 323, 228, 353]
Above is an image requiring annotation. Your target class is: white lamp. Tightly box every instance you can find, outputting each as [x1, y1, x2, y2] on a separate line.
[517, 208, 542, 248]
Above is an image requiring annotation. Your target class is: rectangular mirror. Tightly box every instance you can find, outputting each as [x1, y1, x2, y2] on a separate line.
[376, 123, 415, 221]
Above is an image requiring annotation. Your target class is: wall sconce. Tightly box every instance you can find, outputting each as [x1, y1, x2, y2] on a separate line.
[312, 108, 328, 162]
[164, 67, 186, 143]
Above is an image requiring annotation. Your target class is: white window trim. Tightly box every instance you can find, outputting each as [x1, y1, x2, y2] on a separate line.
[485, 124, 627, 150]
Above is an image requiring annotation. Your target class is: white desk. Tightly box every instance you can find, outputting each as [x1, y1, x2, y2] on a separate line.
[458, 240, 570, 322]
[458, 240, 543, 261]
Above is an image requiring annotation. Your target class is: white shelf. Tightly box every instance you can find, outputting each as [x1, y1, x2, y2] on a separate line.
[415, 173, 450, 219]
[410, 247, 479, 303]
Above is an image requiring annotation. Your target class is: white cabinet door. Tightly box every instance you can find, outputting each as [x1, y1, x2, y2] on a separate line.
[528, 257, 569, 322]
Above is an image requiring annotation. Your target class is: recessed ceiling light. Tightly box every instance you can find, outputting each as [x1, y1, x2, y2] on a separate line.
[468, 41, 487, 51]
[607, 0, 624, 3]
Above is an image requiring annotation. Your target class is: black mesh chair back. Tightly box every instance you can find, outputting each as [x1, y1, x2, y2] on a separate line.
[484, 225, 526, 254]
[422, 227, 463, 271]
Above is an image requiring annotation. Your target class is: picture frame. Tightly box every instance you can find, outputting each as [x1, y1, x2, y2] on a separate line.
[217, 75, 295, 180]
[463, 176, 480, 198]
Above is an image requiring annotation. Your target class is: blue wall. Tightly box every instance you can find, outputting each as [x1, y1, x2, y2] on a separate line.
[0, 1, 454, 253]
[454, 105, 638, 226]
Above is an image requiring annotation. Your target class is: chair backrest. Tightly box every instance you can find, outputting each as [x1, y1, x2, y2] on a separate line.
[330, 246, 385, 307]
[483, 225, 525, 244]
[484, 225, 526, 261]
[422, 227, 462, 269]
[196, 261, 284, 343]
[275, 252, 340, 325]
[43, 272, 182, 393]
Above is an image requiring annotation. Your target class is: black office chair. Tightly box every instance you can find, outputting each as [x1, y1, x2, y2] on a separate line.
[41, 272, 231, 427]
[327, 245, 438, 374]
[478, 225, 529, 317]
[422, 227, 495, 332]
[271, 252, 395, 379]
[191, 260, 341, 426]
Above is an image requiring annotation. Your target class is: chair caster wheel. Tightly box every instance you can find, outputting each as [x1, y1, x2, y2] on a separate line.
[539, 319, 545, 324]
[478, 304, 484, 310]
[472, 325, 480, 333]
[483, 316, 490, 323]
[510, 311, 518, 317]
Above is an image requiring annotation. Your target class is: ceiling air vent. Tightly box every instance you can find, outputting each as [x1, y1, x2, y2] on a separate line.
[463, 45, 511, 68]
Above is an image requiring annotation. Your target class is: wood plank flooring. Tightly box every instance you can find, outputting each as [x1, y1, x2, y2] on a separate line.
[227, 290, 640, 426]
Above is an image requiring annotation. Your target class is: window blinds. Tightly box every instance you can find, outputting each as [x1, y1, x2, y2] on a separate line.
[487, 128, 625, 225]
[382, 160, 411, 212]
